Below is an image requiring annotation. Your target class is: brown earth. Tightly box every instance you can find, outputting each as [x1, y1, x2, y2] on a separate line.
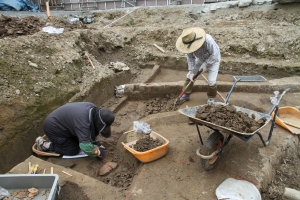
[196, 104, 267, 133]
[0, 2, 300, 200]
[130, 135, 165, 152]
[0, 15, 89, 39]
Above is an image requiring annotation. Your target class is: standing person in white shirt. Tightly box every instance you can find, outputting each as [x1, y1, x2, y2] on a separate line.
[176, 27, 221, 104]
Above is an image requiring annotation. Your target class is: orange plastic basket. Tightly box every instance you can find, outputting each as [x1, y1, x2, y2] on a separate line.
[122, 131, 169, 163]
[272, 106, 300, 134]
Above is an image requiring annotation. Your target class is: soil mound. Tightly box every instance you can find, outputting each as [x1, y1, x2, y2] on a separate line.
[131, 135, 164, 152]
[196, 104, 267, 133]
[0, 15, 88, 39]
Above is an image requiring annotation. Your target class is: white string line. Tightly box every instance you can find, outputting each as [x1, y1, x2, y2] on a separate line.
[103, 5, 143, 29]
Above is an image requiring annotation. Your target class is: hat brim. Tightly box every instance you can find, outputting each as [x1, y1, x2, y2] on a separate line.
[176, 27, 206, 54]
[100, 126, 111, 138]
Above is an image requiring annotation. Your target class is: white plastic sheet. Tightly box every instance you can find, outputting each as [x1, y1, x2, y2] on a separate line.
[42, 26, 64, 34]
[216, 178, 261, 200]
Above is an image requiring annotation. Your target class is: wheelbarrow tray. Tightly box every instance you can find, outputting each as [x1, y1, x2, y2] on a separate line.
[178, 102, 272, 136]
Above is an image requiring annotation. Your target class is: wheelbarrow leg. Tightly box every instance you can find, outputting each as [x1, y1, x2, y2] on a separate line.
[256, 106, 279, 146]
[196, 124, 204, 145]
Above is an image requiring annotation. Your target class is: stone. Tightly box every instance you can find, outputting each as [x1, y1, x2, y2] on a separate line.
[238, 0, 253, 7]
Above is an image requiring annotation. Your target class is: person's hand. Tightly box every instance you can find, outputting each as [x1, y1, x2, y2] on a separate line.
[94, 147, 106, 158]
[193, 69, 203, 80]
[186, 71, 194, 82]
[93, 141, 105, 149]
[98, 148, 106, 158]
[93, 141, 101, 147]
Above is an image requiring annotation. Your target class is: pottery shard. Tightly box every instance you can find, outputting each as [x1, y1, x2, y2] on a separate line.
[98, 164, 111, 176]
[16, 190, 27, 199]
[97, 162, 118, 176]
[28, 187, 38, 194]
[107, 162, 118, 169]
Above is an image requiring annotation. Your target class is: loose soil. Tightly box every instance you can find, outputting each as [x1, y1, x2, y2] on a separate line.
[131, 135, 165, 152]
[261, 143, 300, 199]
[196, 104, 267, 133]
[0, 15, 89, 39]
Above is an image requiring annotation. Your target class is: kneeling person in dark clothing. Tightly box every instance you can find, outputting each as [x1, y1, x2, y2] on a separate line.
[36, 102, 115, 158]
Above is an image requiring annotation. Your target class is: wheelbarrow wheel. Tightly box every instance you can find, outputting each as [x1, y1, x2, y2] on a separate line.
[200, 131, 224, 171]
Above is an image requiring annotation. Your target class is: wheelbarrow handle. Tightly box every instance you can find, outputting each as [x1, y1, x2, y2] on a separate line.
[268, 88, 290, 116]
[224, 78, 241, 104]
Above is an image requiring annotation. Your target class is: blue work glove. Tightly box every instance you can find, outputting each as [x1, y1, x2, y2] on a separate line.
[98, 148, 106, 158]
[93, 141, 106, 150]
[93, 141, 101, 146]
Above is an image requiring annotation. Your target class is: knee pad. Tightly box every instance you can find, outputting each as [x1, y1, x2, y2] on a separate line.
[207, 84, 217, 98]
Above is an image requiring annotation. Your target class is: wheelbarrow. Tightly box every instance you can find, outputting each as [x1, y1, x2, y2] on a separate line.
[178, 79, 290, 170]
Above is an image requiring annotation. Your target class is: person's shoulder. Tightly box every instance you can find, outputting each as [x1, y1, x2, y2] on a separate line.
[64, 102, 96, 109]
[206, 34, 212, 38]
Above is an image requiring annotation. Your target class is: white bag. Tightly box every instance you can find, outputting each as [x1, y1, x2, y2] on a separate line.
[133, 121, 152, 134]
[42, 26, 64, 34]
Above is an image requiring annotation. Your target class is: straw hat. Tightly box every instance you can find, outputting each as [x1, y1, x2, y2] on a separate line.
[176, 27, 206, 54]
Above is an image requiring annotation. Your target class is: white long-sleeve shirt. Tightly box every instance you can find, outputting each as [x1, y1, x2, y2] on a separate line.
[186, 34, 221, 72]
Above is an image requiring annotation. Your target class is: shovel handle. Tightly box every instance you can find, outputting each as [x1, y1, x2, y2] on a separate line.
[46, 2, 50, 19]
[179, 91, 185, 97]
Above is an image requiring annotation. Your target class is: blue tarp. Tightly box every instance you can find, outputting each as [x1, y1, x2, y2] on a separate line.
[0, 0, 39, 12]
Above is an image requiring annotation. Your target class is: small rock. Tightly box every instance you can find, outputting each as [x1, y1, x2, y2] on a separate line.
[28, 60, 38, 68]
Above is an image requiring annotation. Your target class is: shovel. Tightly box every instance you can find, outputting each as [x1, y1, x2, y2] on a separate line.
[173, 80, 193, 107]
[173, 69, 203, 107]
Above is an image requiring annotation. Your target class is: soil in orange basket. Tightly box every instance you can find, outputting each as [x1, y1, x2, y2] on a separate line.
[131, 135, 164, 152]
[196, 104, 267, 133]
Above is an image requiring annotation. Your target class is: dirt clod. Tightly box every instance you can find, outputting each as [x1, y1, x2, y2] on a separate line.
[195, 104, 267, 133]
[0, 15, 89, 39]
[131, 135, 164, 152]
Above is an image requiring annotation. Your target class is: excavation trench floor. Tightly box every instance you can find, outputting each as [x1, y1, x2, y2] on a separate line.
[7, 69, 300, 200]
[8, 89, 300, 200]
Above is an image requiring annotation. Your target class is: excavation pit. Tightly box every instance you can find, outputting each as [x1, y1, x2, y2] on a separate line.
[1, 3, 300, 200]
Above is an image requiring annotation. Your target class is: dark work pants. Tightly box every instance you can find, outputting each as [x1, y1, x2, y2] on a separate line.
[45, 132, 81, 156]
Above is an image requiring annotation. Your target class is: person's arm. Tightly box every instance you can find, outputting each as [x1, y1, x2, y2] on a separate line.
[201, 35, 220, 68]
[186, 53, 196, 71]
[79, 142, 98, 157]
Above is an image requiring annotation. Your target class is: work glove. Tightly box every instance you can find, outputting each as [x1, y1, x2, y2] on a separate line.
[94, 146, 106, 158]
[93, 141, 105, 149]
[186, 71, 194, 82]
[93, 141, 101, 146]
[98, 148, 106, 158]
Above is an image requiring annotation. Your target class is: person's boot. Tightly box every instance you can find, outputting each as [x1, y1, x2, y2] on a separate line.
[35, 136, 51, 152]
[179, 93, 190, 101]
[207, 98, 215, 104]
